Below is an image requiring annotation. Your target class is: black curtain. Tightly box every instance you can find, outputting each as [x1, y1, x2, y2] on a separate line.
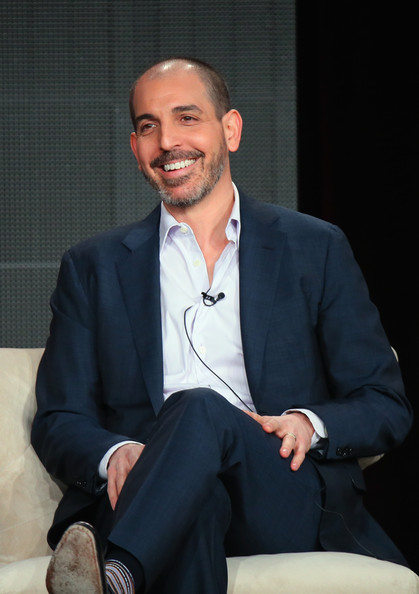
[297, 1, 419, 571]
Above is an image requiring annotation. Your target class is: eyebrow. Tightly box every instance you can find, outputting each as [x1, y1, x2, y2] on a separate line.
[135, 104, 203, 127]
[172, 104, 203, 114]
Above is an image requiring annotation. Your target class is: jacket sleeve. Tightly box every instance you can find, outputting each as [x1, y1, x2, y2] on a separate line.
[31, 250, 132, 495]
[306, 225, 413, 460]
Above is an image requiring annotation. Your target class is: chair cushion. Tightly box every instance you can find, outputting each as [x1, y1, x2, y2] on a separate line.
[0, 556, 50, 593]
[227, 552, 419, 593]
[0, 348, 62, 565]
[0, 552, 418, 594]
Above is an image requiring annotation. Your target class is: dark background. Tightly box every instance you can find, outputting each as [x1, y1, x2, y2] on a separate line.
[297, 1, 418, 572]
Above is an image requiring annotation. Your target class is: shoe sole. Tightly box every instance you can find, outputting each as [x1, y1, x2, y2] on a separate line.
[46, 521, 107, 594]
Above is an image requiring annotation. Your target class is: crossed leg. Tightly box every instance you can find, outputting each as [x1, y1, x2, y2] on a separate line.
[104, 389, 323, 593]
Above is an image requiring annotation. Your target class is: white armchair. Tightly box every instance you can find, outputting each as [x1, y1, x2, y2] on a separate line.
[0, 347, 418, 593]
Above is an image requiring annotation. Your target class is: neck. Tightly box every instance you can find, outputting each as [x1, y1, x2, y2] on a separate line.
[164, 176, 234, 242]
[163, 177, 235, 284]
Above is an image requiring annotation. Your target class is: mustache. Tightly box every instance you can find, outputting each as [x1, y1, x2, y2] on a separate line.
[150, 150, 204, 168]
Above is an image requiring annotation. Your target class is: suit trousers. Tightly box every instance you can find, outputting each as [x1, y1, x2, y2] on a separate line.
[100, 389, 324, 593]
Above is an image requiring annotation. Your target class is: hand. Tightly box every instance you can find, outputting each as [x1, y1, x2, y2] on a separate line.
[107, 443, 145, 510]
[245, 411, 314, 471]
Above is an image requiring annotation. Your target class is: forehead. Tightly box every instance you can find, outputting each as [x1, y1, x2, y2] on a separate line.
[131, 68, 215, 117]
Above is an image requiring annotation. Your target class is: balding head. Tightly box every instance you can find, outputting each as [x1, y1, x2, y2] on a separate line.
[129, 57, 231, 129]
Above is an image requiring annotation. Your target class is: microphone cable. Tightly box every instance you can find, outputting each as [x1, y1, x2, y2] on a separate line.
[183, 304, 254, 413]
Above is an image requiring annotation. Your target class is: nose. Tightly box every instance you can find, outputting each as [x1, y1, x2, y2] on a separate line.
[158, 121, 181, 152]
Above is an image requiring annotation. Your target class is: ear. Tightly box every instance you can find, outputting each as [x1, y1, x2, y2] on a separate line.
[130, 132, 142, 170]
[222, 109, 242, 153]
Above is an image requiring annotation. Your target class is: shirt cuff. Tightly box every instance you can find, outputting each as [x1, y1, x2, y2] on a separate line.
[98, 440, 143, 479]
[283, 408, 328, 449]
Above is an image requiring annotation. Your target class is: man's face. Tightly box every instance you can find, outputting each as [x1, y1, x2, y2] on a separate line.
[130, 68, 230, 207]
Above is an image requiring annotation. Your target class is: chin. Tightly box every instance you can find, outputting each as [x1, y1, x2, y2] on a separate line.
[159, 190, 206, 208]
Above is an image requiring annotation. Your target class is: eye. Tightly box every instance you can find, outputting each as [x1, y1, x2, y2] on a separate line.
[138, 122, 157, 135]
[180, 115, 198, 124]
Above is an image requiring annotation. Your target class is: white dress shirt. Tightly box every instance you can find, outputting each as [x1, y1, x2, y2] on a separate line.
[159, 185, 255, 411]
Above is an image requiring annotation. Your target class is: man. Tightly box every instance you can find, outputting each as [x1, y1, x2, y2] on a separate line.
[32, 57, 413, 594]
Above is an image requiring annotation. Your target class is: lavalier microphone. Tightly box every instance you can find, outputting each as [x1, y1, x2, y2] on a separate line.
[201, 291, 225, 307]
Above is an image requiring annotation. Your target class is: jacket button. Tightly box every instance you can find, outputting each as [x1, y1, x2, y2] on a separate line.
[336, 447, 353, 457]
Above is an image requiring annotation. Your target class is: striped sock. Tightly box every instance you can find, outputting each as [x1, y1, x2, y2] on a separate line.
[105, 559, 135, 594]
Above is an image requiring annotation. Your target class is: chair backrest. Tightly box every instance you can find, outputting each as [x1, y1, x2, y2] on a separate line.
[0, 348, 63, 566]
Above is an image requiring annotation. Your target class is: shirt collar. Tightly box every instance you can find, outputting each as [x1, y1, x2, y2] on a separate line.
[159, 182, 241, 253]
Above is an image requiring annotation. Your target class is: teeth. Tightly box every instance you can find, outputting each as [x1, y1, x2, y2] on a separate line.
[163, 159, 195, 172]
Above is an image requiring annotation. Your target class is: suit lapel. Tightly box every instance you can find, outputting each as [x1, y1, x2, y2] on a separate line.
[116, 206, 164, 416]
[114, 194, 286, 415]
[239, 193, 286, 406]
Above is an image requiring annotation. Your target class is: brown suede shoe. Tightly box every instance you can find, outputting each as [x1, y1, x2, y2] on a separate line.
[46, 521, 109, 594]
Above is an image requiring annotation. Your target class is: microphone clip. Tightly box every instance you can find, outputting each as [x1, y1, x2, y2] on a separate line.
[201, 291, 225, 307]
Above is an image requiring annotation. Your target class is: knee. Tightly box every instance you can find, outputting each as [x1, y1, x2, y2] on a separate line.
[159, 388, 227, 419]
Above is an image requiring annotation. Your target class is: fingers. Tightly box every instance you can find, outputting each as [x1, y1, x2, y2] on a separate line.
[244, 411, 280, 433]
[108, 462, 130, 510]
[107, 471, 121, 511]
[280, 433, 305, 471]
[245, 410, 314, 471]
[279, 431, 297, 458]
[277, 425, 307, 471]
[243, 410, 264, 423]
[289, 448, 306, 472]
[107, 443, 144, 510]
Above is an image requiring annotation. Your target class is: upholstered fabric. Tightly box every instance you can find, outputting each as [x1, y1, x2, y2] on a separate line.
[0, 347, 418, 594]
[226, 552, 419, 593]
[0, 556, 50, 593]
[0, 348, 61, 566]
[1, 551, 419, 594]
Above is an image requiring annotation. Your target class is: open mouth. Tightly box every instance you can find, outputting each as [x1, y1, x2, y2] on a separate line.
[151, 150, 204, 174]
[162, 159, 196, 172]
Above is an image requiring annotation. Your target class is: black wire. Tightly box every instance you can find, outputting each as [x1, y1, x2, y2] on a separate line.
[183, 305, 254, 412]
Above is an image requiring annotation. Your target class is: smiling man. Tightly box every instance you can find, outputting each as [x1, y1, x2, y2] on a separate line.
[131, 62, 235, 209]
[32, 58, 412, 594]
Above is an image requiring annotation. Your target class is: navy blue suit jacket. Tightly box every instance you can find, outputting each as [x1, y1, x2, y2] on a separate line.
[32, 192, 412, 560]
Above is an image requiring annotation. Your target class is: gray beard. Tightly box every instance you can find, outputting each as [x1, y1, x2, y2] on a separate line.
[141, 146, 227, 208]
[155, 163, 225, 208]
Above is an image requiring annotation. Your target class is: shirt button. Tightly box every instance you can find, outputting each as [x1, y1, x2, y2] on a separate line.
[193, 259, 201, 268]
[198, 345, 206, 355]
[180, 225, 188, 234]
